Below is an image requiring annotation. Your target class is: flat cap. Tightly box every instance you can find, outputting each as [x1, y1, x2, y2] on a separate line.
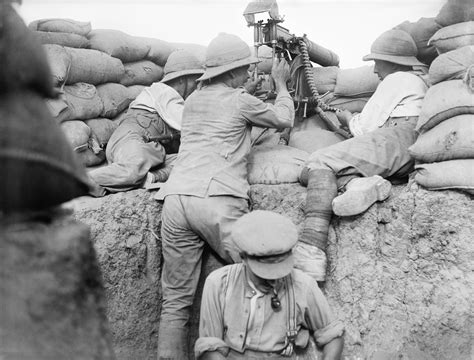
[231, 210, 298, 279]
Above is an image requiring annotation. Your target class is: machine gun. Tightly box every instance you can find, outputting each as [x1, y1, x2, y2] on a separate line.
[243, 0, 352, 140]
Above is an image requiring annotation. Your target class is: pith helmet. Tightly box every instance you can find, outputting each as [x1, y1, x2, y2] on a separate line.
[363, 29, 425, 67]
[197, 32, 259, 81]
[161, 49, 204, 84]
[231, 210, 298, 280]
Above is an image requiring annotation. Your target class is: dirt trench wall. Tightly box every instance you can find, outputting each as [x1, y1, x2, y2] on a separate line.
[71, 181, 473, 360]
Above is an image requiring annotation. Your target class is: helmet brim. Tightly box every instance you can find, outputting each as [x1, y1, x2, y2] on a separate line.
[197, 56, 260, 82]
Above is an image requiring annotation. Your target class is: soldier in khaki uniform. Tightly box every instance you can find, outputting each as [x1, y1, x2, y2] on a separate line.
[88, 49, 204, 196]
[195, 211, 345, 359]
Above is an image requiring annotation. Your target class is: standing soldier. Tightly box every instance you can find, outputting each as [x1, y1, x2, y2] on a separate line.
[155, 33, 295, 359]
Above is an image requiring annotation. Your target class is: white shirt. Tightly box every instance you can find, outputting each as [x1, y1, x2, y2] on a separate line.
[129, 82, 184, 131]
[349, 71, 428, 136]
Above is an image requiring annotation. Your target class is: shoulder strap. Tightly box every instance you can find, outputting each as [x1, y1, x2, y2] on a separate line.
[280, 275, 298, 356]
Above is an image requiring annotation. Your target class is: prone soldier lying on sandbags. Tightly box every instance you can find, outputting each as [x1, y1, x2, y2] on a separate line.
[87, 49, 204, 196]
[296, 30, 429, 283]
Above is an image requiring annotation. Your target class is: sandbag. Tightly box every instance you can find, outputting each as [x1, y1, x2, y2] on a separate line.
[312, 66, 339, 93]
[0, 4, 54, 98]
[394, 18, 442, 65]
[43, 44, 71, 87]
[84, 118, 118, 148]
[127, 85, 146, 99]
[247, 145, 309, 185]
[46, 95, 70, 123]
[429, 21, 474, 54]
[34, 31, 89, 48]
[63, 83, 104, 121]
[0, 91, 89, 212]
[334, 65, 380, 97]
[414, 159, 474, 194]
[429, 46, 474, 85]
[88, 29, 150, 63]
[326, 95, 369, 113]
[416, 80, 474, 133]
[120, 60, 164, 86]
[170, 42, 207, 63]
[288, 128, 344, 154]
[137, 36, 175, 66]
[409, 114, 474, 163]
[28, 18, 91, 36]
[96, 83, 134, 118]
[61, 120, 105, 167]
[66, 47, 125, 85]
[435, 0, 474, 27]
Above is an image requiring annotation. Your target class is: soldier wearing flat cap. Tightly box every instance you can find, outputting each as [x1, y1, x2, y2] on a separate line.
[195, 210, 345, 359]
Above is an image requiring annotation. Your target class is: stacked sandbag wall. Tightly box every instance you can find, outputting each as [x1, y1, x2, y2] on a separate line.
[393, 0, 474, 66]
[408, 22, 474, 194]
[31, 18, 205, 168]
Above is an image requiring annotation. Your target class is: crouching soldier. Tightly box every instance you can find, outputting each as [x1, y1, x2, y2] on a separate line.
[88, 49, 204, 196]
[195, 211, 345, 359]
[296, 30, 429, 283]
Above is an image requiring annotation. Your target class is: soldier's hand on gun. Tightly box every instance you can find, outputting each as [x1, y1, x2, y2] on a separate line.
[335, 109, 352, 128]
[271, 57, 290, 91]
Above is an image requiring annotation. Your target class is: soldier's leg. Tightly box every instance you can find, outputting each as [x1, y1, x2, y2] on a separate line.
[187, 196, 250, 264]
[88, 118, 166, 193]
[158, 195, 205, 360]
[297, 123, 417, 281]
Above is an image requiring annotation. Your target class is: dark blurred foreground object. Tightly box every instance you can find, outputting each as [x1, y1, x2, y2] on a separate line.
[0, 2, 55, 97]
[0, 208, 116, 360]
[0, 91, 90, 213]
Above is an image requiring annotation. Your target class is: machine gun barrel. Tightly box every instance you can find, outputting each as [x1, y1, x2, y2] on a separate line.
[302, 38, 339, 67]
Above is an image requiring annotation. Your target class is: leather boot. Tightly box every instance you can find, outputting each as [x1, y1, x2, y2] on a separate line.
[295, 169, 337, 282]
[157, 325, 189, 360]
[332, 175, 391, 216]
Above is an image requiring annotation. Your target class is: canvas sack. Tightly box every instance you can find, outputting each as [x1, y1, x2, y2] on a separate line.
[394, 17, 442, 65]
[247, 145, 309, 185]
[34, 31, 89, 48]
[84, 118, 118, 148]
[334, 65, 380, 97]
[137, 37, 175, 66]
[66, 47, 125, 85]
[43, 44, 71, 87]
[429, 45, 474, 84]
[120, 61, 164, 86]
[61, 120, 105, 167]
[88, 29, 150, 63]
[29, 18, 91, 36]
[409, 114, 474, 162]
[429, 21, 474, 54]
[96, 83, 135, 118]
[63, 83, 104, 121]
[288, 128, 344, 154]
[414, 159, 474, 194]
[416, 80, 474, 133]
[435, 0, 474, 27]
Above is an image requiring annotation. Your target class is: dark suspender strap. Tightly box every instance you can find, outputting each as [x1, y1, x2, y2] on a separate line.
[286, 275, 297, 343]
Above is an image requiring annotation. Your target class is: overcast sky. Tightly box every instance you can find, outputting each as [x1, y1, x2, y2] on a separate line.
[20, 0, 446, 68]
